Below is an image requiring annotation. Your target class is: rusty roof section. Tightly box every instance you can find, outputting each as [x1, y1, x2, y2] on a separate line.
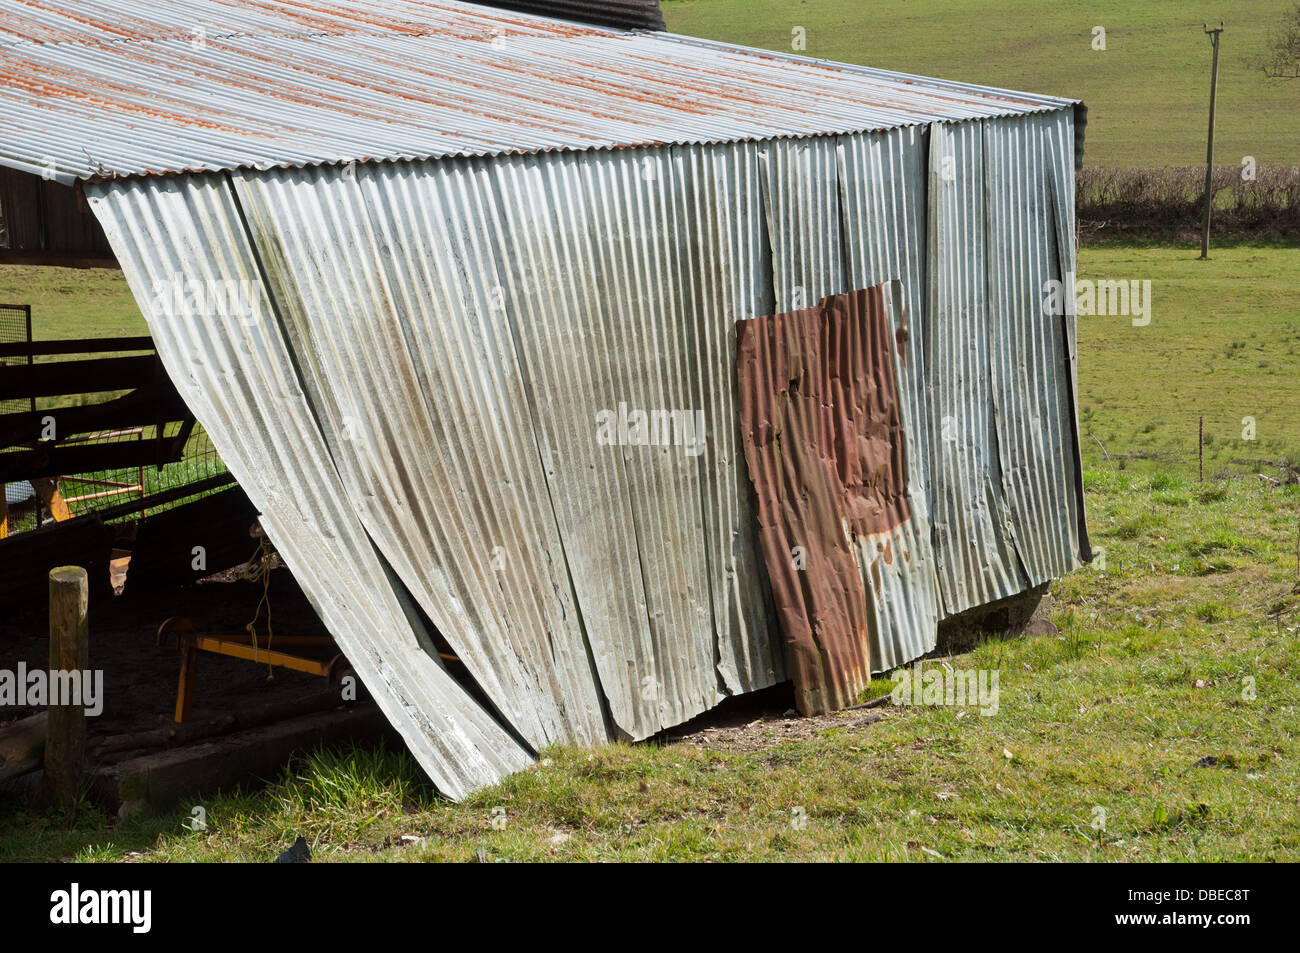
[0, 0, 1078, 185]
[737, 283, 913, 715]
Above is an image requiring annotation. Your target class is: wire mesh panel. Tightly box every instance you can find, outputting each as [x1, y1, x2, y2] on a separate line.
[0, 303, 32, 420]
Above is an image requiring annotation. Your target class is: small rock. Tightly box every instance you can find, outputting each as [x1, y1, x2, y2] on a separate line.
[274, 835, 312, 863]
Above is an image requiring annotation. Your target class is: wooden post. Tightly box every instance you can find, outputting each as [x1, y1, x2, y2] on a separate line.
[1200, 23, 1223, 260]
[1199, 416, 1204, 482]
[43, 565, 88, 807]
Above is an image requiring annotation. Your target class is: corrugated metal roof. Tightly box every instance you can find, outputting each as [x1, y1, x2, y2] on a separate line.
[0, 0, 1078, 185]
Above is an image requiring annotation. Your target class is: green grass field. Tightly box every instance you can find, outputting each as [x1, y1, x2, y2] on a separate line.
[663, 0, 1300, 168]
[0, 264, 141, 343]
[1076, 241, 1300, 475]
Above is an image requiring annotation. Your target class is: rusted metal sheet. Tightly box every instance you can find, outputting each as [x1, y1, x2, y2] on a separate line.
[737, 283, 916, 713]
[0, 0, 1079, 186]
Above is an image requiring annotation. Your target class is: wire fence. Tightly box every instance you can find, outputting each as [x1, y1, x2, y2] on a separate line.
[3, 422, 229, 537]
[1079, 409, 1300, 487]
[0, 304, 32, 420]
[63, 423, 228, 522]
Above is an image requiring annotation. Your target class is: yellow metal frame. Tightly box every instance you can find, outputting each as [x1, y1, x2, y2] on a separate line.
[157, 616, 348, 723]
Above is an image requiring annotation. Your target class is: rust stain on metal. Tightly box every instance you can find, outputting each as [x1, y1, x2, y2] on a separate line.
[737, 282, 911, 715]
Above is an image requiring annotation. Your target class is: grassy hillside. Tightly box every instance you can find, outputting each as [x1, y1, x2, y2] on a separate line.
[663, 0, 1300, 168]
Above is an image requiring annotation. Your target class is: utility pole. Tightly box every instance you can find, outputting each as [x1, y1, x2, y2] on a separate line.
[1200, 22, 1224, 260]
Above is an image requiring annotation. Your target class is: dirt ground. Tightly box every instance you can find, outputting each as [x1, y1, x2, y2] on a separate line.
[661, 684, 892, 753]
[0, 560, 331, 738]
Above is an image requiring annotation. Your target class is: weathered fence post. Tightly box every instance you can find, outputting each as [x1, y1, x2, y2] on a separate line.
[43, 565, 88, 807]
[1200, 23, 1223, 260]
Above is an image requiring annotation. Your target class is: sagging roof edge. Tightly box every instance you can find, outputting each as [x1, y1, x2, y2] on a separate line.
[11, 100, 1085, 192]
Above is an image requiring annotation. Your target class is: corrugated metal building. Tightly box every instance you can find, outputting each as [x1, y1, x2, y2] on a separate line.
[0, 0, 1090, 797]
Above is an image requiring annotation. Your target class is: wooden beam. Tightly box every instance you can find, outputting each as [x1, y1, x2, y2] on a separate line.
[82, 471, 236, 524]
[0, 336, 152, 359]
[0, 251, 119, 269]
[0, 388, 190, 448]
[0, 434, 187, 482]
[0, 354, 157, 401]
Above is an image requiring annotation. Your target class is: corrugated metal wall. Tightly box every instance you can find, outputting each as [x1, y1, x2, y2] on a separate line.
[87, 107, 1088, 795]
[676, 141, 785, 697]
[837, 129, 940, 670]
[85, 175, 533, 800]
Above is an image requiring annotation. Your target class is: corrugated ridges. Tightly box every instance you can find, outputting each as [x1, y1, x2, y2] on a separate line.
[737, 283, 929, 710]
[836, 130, 940, 669]
[482, 149, 720, 740]
[227, 162, 611, 750]
[0, 0, 606, 44]
[677, 140, 784, 694]
[0, 0, 1079, 185]
[983, 114, 1084, 584]
[84, 174, 533, 798]
[925, 120, 1029, 616]
[759, 137, 845, 311]
[737, 296, 873, 714]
